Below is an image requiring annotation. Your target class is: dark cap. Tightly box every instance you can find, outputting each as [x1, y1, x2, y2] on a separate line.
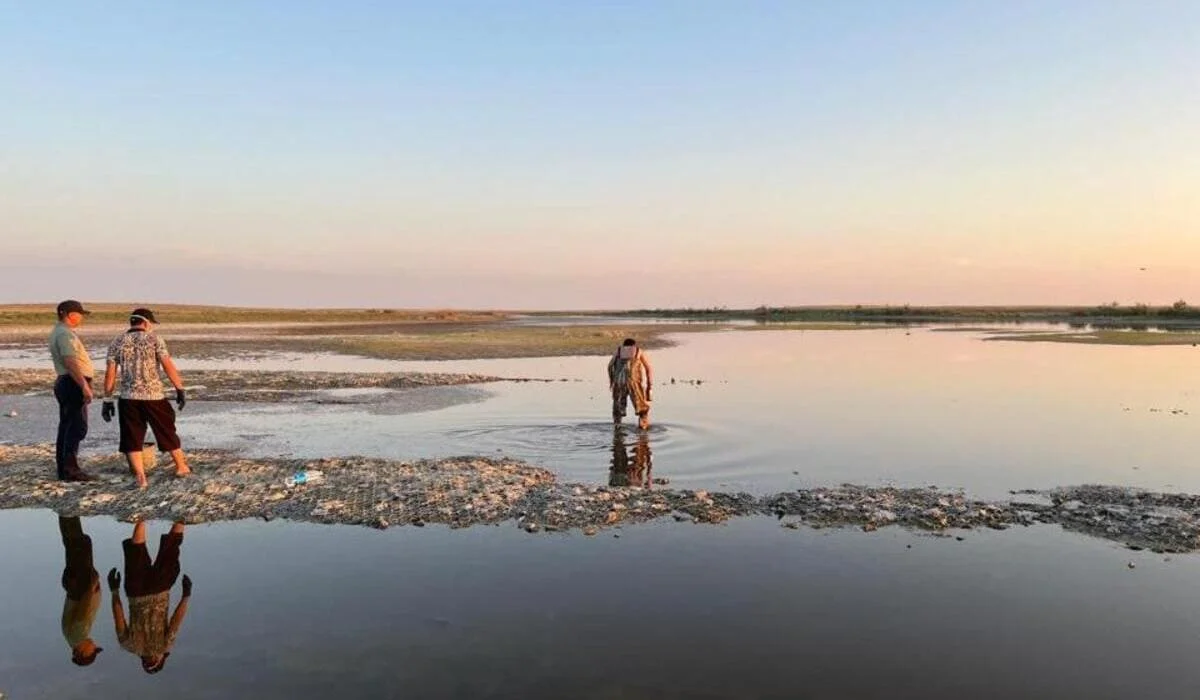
[130, 308, 158, 324]
[71, 646, 103, 666]
[57, 300, 92, 317]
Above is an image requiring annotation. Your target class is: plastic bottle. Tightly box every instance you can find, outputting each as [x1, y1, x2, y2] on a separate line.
[285, 469, 325, 488]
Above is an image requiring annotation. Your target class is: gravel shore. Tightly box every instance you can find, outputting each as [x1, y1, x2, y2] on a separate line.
[2, 444, 1198, 552]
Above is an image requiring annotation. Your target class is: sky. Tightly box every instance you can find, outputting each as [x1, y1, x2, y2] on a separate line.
[2, 1, 1197, 309]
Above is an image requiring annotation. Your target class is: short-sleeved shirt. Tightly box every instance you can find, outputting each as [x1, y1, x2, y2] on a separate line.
[119, 592, 177, 657]
[62, 580, 102, 647]
[49, 323, 95, 378]
[608, 347, 648, 386]
[106, 330, 170, 400]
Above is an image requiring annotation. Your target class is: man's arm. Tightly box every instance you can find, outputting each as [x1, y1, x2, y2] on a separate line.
[160, 355, 185, 391]
[104, 361, 117, 398]
[167, 575, 192, 647]
[108, 569, 127, 636]
[111, 594, 127, 636]
[167, 596, 190, 641]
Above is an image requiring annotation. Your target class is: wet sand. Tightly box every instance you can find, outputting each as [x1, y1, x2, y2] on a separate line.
[0, 368, 566, 402]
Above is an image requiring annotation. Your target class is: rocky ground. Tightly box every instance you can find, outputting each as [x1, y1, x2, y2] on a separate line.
[2, 444, 1199, 552]
[0, 368, 563, 402]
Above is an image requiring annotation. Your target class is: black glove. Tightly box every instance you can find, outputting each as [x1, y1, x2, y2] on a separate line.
[175, 388, 187, 411]
[101, 400, 115, 423]
[181, 574, 193, 597]
[107, 568, 121, 592]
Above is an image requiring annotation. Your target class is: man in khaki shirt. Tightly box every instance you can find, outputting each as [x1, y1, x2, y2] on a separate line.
[59, 516, 103, 666]
[49, 300, 96, 481]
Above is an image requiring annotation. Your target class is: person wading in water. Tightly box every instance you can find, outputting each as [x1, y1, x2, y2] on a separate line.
[607, 338, 653, 430]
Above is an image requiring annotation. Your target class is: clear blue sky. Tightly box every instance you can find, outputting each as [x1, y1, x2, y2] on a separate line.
[2, 1, 1197, 308]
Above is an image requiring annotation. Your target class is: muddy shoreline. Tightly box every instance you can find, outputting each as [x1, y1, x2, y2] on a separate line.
[0, 317, 691, 360]
[2, 444, 1198, 553]
[0, 368, 565, 402]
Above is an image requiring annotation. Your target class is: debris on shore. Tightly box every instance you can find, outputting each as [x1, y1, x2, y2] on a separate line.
[3, 444, 1200, 552]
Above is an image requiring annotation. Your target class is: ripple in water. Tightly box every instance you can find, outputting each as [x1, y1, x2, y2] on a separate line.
[442, 417, 766, 489]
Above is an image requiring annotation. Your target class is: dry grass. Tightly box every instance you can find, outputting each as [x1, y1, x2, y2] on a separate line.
[0, 303, 507, 327]
[740, 322, 899, 332]
[168, 324, 694, 360]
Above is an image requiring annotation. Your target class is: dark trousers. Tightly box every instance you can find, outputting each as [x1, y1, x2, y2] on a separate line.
[124, 533, 183, 597]
[54, 375, 89, 479]
[59, 516, 98, 599]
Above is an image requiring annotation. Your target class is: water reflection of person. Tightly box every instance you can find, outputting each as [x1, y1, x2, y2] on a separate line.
[59, 515, 103, 666]
[108, 520, 192, 674]
[609, 426, 653, 488]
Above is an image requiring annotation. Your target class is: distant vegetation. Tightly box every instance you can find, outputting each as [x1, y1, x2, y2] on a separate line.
[611, 301, 1200, 327]
[0, 304, 506, 326]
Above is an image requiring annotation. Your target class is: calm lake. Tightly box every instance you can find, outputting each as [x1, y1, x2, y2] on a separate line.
[1, 326, 1198, 698]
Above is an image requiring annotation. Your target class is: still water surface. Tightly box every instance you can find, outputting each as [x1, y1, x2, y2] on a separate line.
[173, 328, 1200, 499]
[2, 327, 1199, 698]
[2, 511, 1200, 699]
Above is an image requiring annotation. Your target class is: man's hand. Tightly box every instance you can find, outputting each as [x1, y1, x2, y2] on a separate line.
[101, 400, 115, 423]
[181, 574, 192, 597]
[107, 568, 121, 592]
[82, 383, 94, 403]
[175, 388, 186, 411]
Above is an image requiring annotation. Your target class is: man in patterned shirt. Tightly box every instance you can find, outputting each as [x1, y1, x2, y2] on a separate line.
[100, 308, 191, 488]
[108, 520, 192, 674]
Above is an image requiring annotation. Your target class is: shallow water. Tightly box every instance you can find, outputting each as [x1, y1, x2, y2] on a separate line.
[3, 511, 1199, 699]
[171, 328, 1200, 497]
[3, 327, 1199, 498]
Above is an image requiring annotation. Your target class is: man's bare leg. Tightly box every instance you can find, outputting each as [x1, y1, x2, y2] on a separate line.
[124, 451, 148, 489]
[131, 520, 147, 545]
[169, 449, 191, 478]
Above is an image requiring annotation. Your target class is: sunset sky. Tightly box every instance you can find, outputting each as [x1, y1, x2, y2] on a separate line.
[3, 1, 1197, 309]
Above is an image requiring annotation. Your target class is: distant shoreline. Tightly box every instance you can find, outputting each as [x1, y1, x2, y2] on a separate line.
[2, 303, 1198, 352]
[6, 302, 1199, 328]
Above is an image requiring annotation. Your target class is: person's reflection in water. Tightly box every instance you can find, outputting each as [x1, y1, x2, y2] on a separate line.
[59, 515, 103, 666]
[609, 426, 653, 488]
[108, 520, 191, 674]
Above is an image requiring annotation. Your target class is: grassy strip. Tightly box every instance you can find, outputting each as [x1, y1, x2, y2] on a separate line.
[167, 324, 694, 361]
[603, 304, 1200, 327]
[0, 303, 507, 326]
[986, 330, 1200, 346]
